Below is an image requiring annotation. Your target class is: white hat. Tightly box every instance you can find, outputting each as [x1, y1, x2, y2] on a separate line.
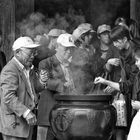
[57, 33, 76, 47]
[12, 36, 40, 51]
[97, 24, 111, 35]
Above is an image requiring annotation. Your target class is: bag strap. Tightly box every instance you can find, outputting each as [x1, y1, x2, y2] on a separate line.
[116, 92, 121, 99]
[116, 92, 125, 100]
[119, 57, 127, 82]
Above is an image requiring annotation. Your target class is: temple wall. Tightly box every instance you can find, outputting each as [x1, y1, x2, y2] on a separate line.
[0, 0, 15, 61]
[0, 0, 139, 60]
[130, 0, 140, 27]
[0, 0, 34, 61]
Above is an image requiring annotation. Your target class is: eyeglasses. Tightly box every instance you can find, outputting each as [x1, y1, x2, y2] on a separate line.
[21, 48, 38, 57]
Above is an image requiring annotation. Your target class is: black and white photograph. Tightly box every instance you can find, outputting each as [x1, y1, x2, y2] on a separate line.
[0, 0, 140, 140]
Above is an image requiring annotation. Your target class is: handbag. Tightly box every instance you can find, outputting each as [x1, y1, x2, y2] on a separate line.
[112, 92, 127, 127]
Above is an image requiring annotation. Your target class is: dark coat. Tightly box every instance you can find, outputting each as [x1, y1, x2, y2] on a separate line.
[132, 72, 140, 101]
[37, 55, 67, 126]
[0, 51, 6, 72]
[119, 43, 138, 131]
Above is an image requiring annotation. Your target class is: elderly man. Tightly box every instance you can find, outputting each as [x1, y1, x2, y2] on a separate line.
[37, 33, 76, 140]
[0, 36, 49, 140]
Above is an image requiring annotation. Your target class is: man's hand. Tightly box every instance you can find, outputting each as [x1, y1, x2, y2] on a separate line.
[39, 69, 49, 84]
[64, 81, 71, 87]
[107, 58, 120, 66]
[25, 111, 37, 125]
[94, 77, 106, 84]
[131, 100, 140, 110]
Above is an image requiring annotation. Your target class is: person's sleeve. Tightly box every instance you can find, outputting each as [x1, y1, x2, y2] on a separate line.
[32, 70, 47, 93]
[39, 58, 64, 92]
[23, 109, 31, 118]
[1, 51, 6, 66]
[119, 64, 138, 95]
[1, 69, 29, 117]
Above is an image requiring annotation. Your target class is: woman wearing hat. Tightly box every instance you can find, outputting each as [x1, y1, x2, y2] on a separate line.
[70, 23, 97, 93]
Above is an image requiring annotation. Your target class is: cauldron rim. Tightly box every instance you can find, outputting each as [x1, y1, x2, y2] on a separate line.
[54, 94, 112, 102]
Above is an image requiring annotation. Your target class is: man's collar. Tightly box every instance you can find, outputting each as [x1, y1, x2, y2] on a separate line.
[14, 56, 24, 70]
[55, 54, 70, 67]
[13, 56, 34, 70]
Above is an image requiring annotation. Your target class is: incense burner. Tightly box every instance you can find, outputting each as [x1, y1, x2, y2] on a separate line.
[50, 94, 116, 140]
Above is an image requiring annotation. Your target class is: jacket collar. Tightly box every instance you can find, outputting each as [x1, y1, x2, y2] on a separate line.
[10, 57, 36, 101]
[13, 56, 34, 71]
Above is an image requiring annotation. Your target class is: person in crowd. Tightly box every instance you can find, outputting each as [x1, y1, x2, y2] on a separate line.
[0, 30, 6, 72]
[128, 19, 140, 39]
[47, 28, 66, 50]
[92, 24, 118, 91]
[33, 29, 66, 70]
[33, 33, 56, 70]
[71, 23, 115, 93]
[94, 25, 139, 140]
[115, 17, 140, 39]
[0, 30, 6, 140]
[98, 24, 123, 140]
[114, 17, 128, 28]
[0, 36, 49, 140]
[97, 24, 112, 58]
[36, 28, 66, 140]
[72, 23, 94, 51]
[71, 23, 97, 93]
[37, 33, 76, 140]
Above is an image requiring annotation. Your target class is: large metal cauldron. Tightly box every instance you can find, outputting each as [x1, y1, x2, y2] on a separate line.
[50, 94, 116, 140]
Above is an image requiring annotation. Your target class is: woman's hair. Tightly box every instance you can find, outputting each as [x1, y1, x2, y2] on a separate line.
[128, 19, 140, 39]
[133, 38, 140, 58]
[134, 48, 140, 58]
[115, 17, 127, 26]
[110, 25, 130, 41]
[115, 17, 140, 39]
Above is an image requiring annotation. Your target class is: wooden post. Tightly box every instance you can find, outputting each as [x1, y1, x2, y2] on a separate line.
[0, 0, 35, 61]
[130, 0, 137, 20]
[15, 0, 34, 20]
[0, 0, 15, 61]
[130, 0, 140, 25]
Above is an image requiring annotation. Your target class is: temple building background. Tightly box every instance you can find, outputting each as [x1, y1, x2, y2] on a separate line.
[0, 0, 139, 60]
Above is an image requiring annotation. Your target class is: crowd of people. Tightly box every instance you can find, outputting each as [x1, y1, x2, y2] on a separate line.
[0, 17, 140, 140]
